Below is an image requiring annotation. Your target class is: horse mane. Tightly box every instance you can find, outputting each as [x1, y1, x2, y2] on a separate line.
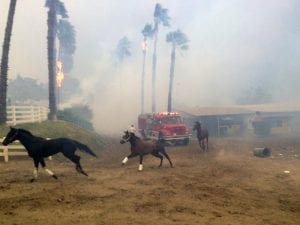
[18, 129, 47, 141]
[128, 133, 142, 147]
[133, 134, 141, 140]
[18, 128, 34, 137]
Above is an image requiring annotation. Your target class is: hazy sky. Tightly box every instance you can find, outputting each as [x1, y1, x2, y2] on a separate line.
[1, 0, 299, 133]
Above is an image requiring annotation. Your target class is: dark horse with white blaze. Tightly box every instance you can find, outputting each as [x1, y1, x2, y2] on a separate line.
[193, 121, 209, 150]
[120, 131, 173, 171]
[2, 127, 97, 181]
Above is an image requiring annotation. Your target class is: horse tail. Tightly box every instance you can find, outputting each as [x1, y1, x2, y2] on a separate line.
[74, 141, 97, 158]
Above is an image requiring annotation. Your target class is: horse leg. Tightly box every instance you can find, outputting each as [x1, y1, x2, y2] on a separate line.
[151, 151, 163, 167]
[198, 138, 203, 149]
[159, 149, 173, 167]
[202, 140, 205, 150]
[206, 137, 209, 150]
[75, 157, 89, 176]
[138, 154, 144, 171]
[64, 153, 88, 176]
[122, 152, 138, 165]
[30, 158, 39, 182]
[199, 139, 203, 149]
[39, 158, 58, 179]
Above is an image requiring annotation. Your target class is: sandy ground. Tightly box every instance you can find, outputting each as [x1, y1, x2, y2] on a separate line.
[0, 133, 299, 225]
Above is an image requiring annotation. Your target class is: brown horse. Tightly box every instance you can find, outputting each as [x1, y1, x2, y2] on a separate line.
[193, 121, 209, 150]
[120, 131, 173, 171]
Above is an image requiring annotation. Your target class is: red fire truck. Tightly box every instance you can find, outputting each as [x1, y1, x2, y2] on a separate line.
[138, 112, 190, 146]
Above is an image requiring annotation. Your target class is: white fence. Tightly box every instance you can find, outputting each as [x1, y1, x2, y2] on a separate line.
[0, 139, 28, 162]
[0, 138, 52, 162]
[6, 105, 48, 125]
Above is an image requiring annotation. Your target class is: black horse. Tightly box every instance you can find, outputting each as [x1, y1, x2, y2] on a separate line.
[193, 121, 209, 150]
[120, 131, 173, 171]
[2, 127, 97, 181]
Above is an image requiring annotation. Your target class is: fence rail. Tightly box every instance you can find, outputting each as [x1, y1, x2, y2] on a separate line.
[6, 105, 48, 125]
[0, 138, 52, 162]
[0, 138, 28, 162]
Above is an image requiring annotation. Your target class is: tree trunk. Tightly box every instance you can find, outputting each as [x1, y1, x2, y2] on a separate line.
[141, 38, 147, 114]
[0, 0, 17, 125]
[167, 45, 176, 112]
[151, 22, 158, 113]
[47, 0, 57, 120]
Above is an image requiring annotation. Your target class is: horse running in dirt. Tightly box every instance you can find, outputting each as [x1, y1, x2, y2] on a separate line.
[193, 121, 209, 150]
[2, 127, 97, 181]
[120, 131, 173, 171]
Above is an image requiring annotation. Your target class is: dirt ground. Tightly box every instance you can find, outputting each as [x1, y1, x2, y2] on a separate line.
[0, 133, 299, 225]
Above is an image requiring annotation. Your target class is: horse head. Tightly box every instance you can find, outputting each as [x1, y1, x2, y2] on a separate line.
[2, 127, 19, 146]
[120, 131, 131, 144]
[193, 121, 201, 131]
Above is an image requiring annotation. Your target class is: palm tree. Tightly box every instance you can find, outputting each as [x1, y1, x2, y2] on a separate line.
[151, 3, 170, 113]
[0, 0, 17, 125]
[114, 36, 131, 65]
[45, 0, 68, 120]
[166, 29, 189, 112]
[141, 23, 154, 113]
[57, 19, 76, 73]
[56, 18, 75, 104]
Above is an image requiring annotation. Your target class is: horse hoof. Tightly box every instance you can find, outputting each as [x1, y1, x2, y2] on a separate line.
[30, 178, 36, 183]
[52, 175, 58, 179]
[138, 164, 143, 171]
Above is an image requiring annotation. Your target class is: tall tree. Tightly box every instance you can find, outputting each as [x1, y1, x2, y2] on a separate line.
[141, 23, 154, 114]
[0, 0, 17, 125]
[56, 18, 75, 104]
[8, 74, 48, 102]
[166, 29, 189, 112]
[114, 36, 131, 65]
[45, 0, 68, 120]
[57, 19, 76, 73]
[151, 3, 170, 113]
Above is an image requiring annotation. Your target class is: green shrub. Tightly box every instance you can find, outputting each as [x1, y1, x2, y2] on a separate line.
[57, 105, 94, 130]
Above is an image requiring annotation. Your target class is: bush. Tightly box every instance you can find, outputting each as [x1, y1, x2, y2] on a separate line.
[57, 105, 94, 130]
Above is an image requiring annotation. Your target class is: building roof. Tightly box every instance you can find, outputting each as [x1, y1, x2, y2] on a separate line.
[238, 101, 300, 113]
[177, 100, 300, 116]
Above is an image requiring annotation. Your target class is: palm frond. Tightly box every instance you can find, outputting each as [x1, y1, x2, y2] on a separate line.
[154, 3, 171, 27]
[45, 0, 68, 18]
[57, 19, 76, 54]
[166, 29, 189, 49]
[115, 36, 132, 63]
[142, 23, 154, 38]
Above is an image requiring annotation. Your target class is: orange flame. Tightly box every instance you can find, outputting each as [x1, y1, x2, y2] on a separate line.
[141, 40, 148, 51]
[56, 60, 64, 88]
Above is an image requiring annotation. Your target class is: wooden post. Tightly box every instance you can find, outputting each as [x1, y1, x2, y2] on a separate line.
[38, 106, 42, 122]
[11, 105, 16, 125]
[0, 138, 52, 162]
[3, 146, 8, 162]
[30, 105, 34, 122]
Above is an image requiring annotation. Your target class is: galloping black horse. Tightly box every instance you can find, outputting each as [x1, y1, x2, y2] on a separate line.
[120, 131, 173, 171]
[193, 121, 209, 150]
[2, 127, 97, 181]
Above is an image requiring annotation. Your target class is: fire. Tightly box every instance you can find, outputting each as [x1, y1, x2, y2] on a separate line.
[141, 40, 148, 51]
[56, 60, 64, 88]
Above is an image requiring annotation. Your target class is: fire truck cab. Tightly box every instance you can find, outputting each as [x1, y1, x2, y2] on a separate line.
[138, 112, 190, 146]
